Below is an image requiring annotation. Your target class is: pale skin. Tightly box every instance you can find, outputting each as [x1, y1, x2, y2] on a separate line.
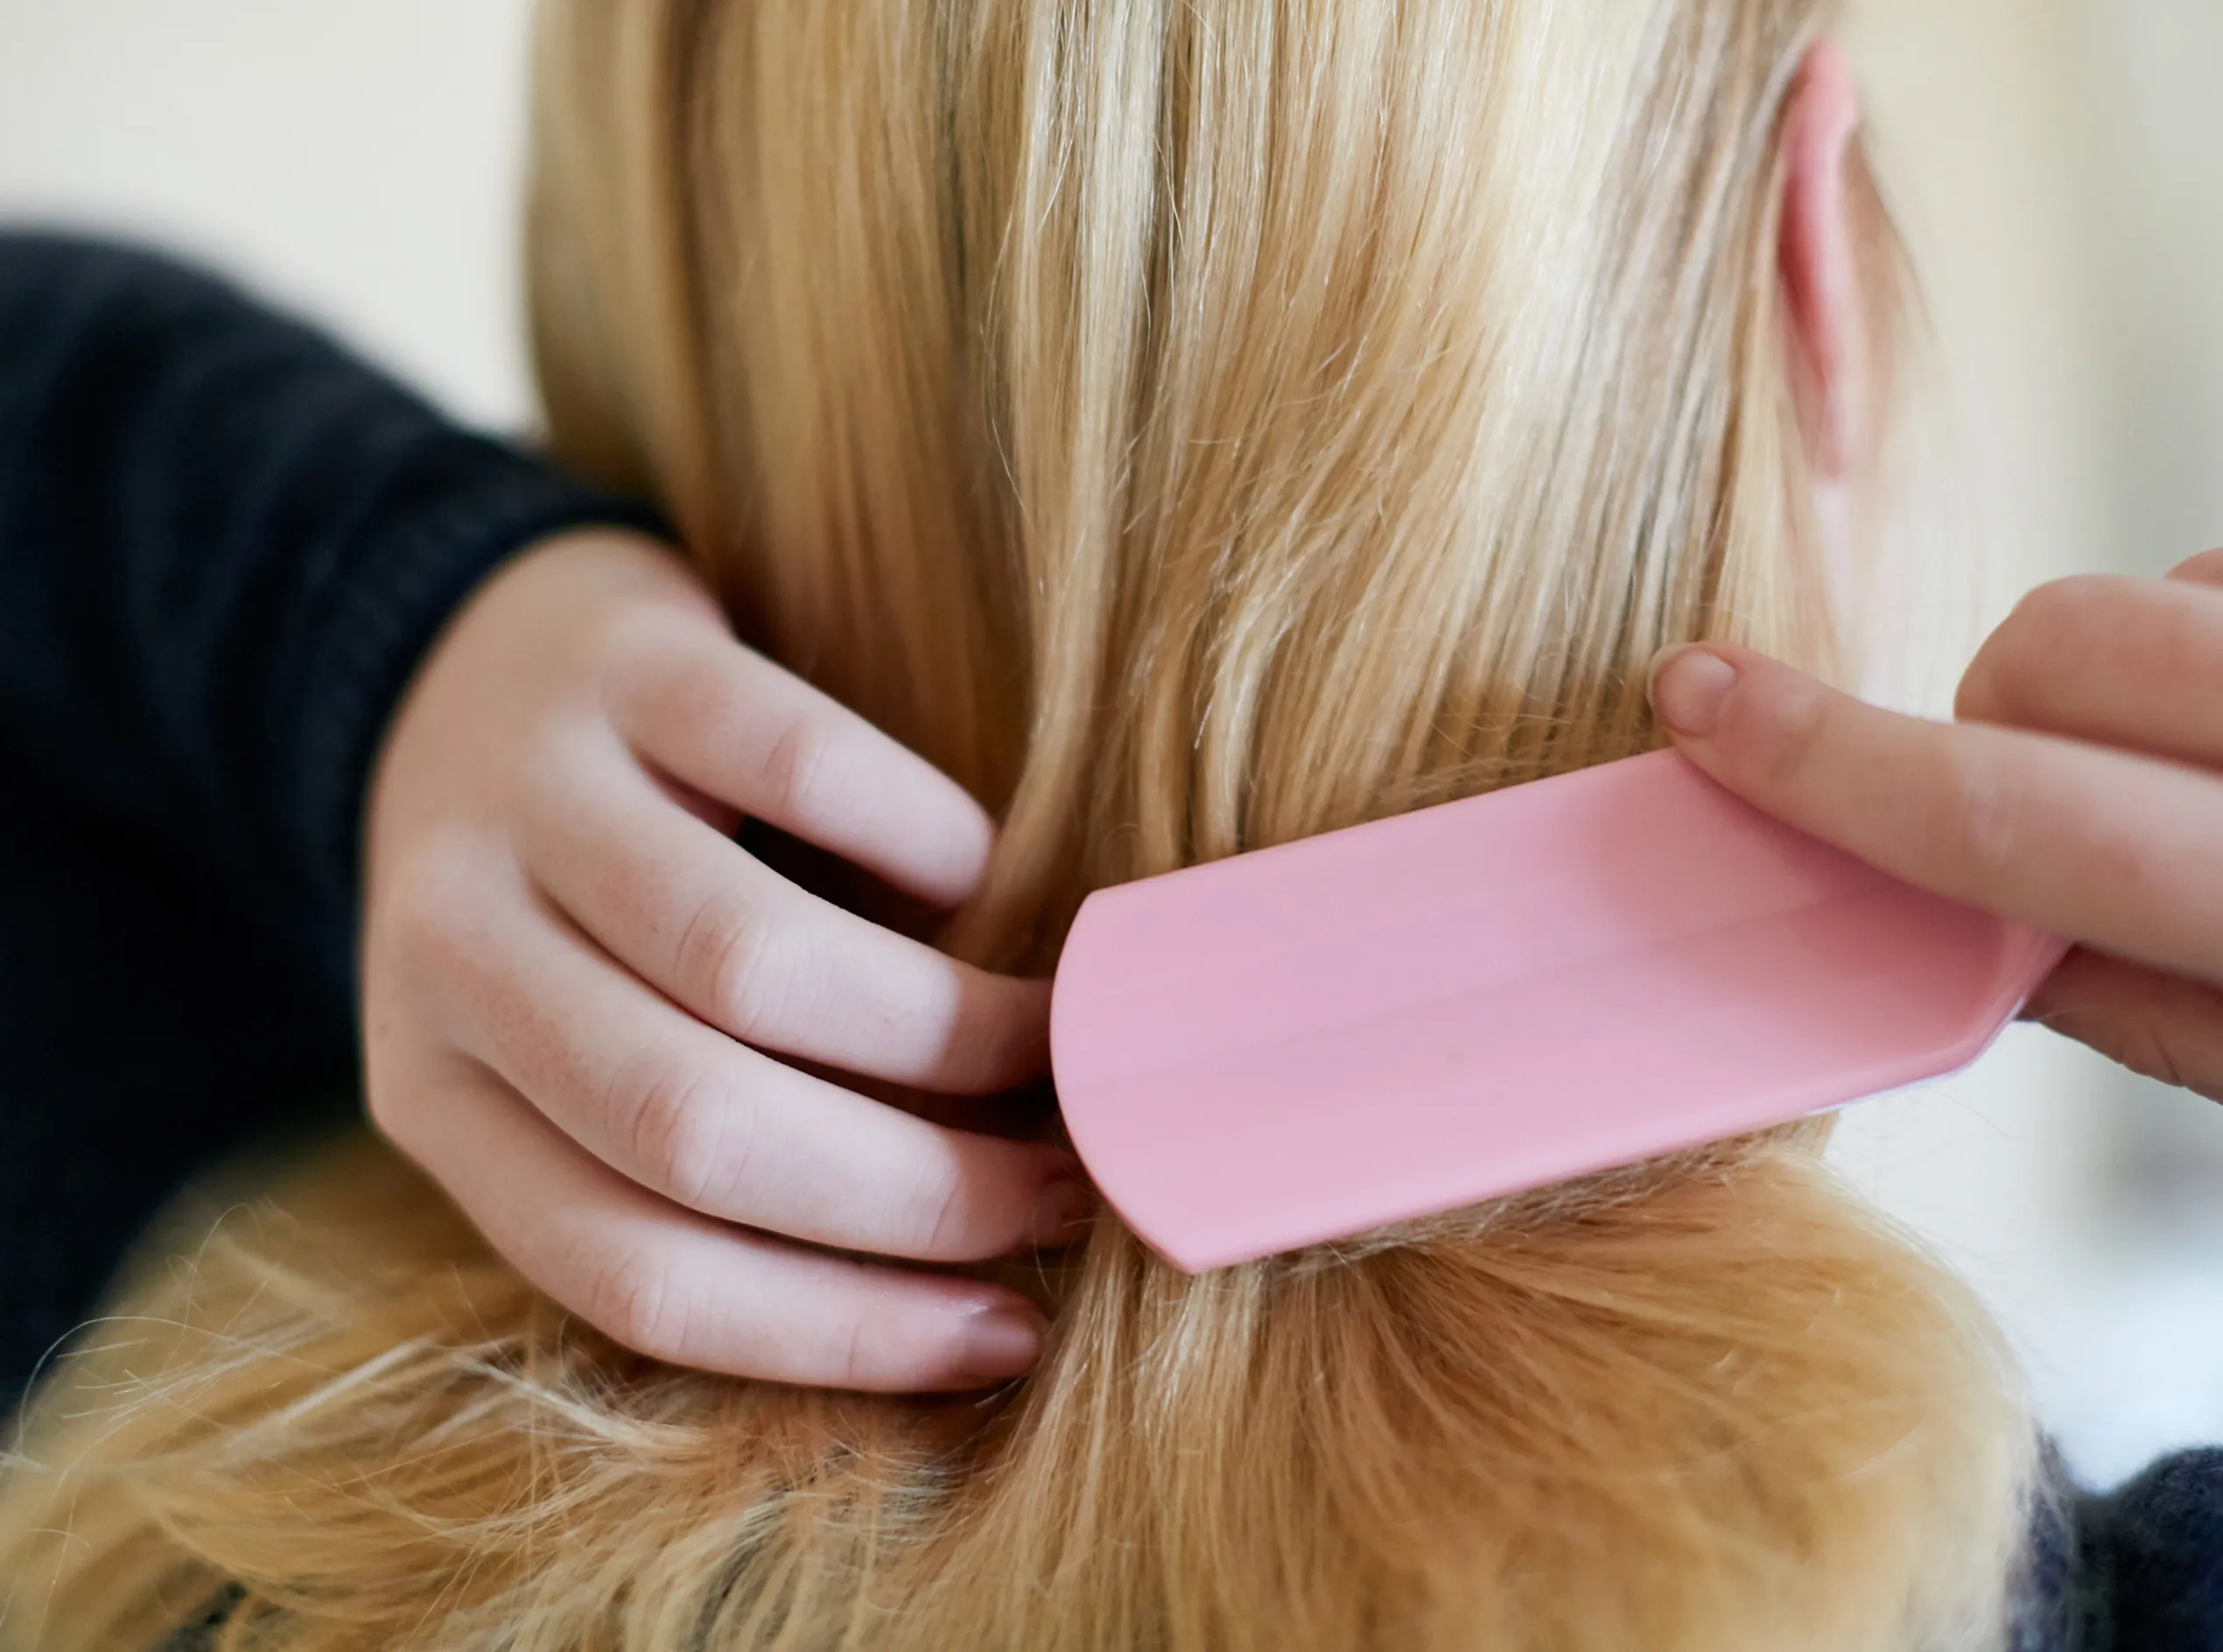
[364, 40, 2213, 1396]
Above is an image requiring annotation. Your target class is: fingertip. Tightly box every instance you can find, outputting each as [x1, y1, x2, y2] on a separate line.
[819, 723, 999, 911]
[865, 1282, 1048, 1392]
[928, 969, 1053, 1096]
[625, 634, 1003, 910]
[1024, 1172, 1098, 1251]
[947, 1298, 1048, 1388]
[985, 973, 1056, 1081]
[852, 757, 999, 912]
[1645, 646, 1869, 830]
[1647, 645, 1739, 741]
[907, 791, 1005, 911]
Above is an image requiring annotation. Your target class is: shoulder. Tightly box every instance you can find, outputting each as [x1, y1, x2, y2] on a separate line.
[0, 229, 248, 330]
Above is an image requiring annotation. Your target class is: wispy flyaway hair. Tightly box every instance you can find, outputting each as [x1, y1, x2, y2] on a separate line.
[1, 2, 2034, 1648]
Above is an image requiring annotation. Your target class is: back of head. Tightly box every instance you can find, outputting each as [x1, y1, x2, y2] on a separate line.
[534, 0, 1851, 934]
[1, 3, 2034, 1648]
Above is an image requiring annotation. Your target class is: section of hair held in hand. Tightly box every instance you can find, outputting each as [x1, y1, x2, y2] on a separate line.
[0, 1, 2035, 1649]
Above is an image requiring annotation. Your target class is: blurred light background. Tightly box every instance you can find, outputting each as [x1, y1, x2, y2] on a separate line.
[0, 0, 2218, 1488]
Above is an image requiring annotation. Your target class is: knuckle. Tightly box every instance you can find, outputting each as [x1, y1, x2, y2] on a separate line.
[600, 600, 676, 668]
[383, 839, 494, 985]
[674, 890, 789, 1040]
[2021, 574, 2119, 636]
[761, 711, 843, 825]
[614, 1053, 747, 1213]
[623, 641, 730, 744]
[2013, 575, 2107, 636]
[511, 718, 590, 818]
[1960, 577, 2114, 724]
[2125, 1015, 2197, 1095]
[945, 977, 1051, 1096]
[838, 1314, 875, 1389]
[895, 1155, 978, 1258]
[2170, 547, 2223, 587]
[794, 1267, 906, 1388]
[832, 1300, 908, 1390]
[579, 1243, 693, 1362]
[1743, 674, 1831, 795]
[1935, 753, 2023, 890]
[2067, 991, 2200, 1096]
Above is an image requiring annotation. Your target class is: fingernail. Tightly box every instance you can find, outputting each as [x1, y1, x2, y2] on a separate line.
[1027, 1177, 1097, 1249]
[957, 1305, 1044, 1382]
[1649, 647, 1736, 738]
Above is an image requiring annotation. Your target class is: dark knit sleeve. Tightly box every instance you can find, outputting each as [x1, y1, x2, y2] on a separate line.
[0, 230, 663, 1003]
[2075, 1449, 2223, 1651]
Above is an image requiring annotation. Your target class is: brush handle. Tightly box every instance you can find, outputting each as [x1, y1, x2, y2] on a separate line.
[1051, 748, 2068, 1273]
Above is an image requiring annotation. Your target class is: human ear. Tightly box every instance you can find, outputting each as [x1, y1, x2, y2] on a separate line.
[1778, 40, 1865, 479]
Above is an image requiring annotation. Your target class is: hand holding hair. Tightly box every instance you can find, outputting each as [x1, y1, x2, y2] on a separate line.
[361, 528, 1083, 1391]
[1652, 553, 2223, 1102]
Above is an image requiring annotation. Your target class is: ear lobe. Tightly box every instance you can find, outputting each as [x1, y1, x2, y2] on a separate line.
[1779, 41, 1865, 478]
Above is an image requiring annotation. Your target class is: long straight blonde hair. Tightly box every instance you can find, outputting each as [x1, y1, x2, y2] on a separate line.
[2, 3, 2036, 1648]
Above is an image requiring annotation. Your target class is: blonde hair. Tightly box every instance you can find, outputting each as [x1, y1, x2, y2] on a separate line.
[1, 3, 2034, 1648]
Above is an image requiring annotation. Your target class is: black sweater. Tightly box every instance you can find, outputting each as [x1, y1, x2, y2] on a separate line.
[0, 233, 2214, 1651]
[0, 231, 657, 1397]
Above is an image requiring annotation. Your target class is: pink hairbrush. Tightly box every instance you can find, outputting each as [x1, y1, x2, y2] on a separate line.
[1049, 748, 2067, 1273]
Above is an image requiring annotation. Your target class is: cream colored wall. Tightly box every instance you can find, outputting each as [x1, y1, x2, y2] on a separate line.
[2082, 0, 2223, 569]
[1, 0, 2218, 1486]
[0, 0, 540, 429]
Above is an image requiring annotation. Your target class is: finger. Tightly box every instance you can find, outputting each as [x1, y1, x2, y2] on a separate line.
[518, 736, 1048, 1095]
[1955, 574, 2223, 768]
[2167, 547, 2223, 588]
[375, 1059, 1049, 1390]
[2023, 947, 2223, 1104]
[408, 859, 1088, 1262]
[1649, 643, 2223, 984]
[608, 627, 996, 909]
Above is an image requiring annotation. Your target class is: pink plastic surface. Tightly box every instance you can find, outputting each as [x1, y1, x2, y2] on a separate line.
[1050, 748, 2067, 1273]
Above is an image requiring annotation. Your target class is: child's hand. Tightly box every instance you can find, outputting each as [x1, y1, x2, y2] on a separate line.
[361, 530, 1081, 1391]
[1651, 552, 2223, 1104]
